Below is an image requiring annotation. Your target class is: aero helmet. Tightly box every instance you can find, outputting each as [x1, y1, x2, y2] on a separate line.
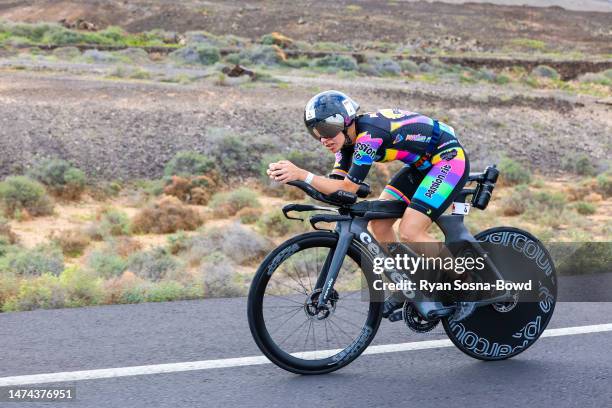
[304, 90, 360, 140]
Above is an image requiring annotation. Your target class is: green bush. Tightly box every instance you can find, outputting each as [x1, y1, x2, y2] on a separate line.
[257, 211, 306, 237]
[596, 171, 612, 197]
[238, 45, 283, 66]
[186, 223, 273, 266]
[498, 157, 532, 185]
[145, 281, 197, 302]
[127, 247, 182, 282]
[500, 185, 566, 217]
[2, 273, 65, 312]
[372, 58, 401, 76]
[201, 253, 245, 298]
[572, 154, 597, 176]
[574, 201, 596, 215]
[0, 244, 64, 277]
[530, 65, 560, 80]
[208, 129, 273, 176]
[87, 249, 128, 278]
[0, 176, 54, 218]
[30, 158, 86, 199]
[98, 208, 131, 237]
[313, 55, 358, 71]
[169, 44, 220, 65]
[60, 266, 102, 307]
[210, 188, 261, 217]
[400, 59, 419, 73]
[164, 151, 217, 178]
[167, 231, 190, 255]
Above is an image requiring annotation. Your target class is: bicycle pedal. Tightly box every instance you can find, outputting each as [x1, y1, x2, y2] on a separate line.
[388, 309, 403, 322]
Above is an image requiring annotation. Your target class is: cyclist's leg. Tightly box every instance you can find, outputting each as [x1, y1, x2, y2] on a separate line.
[369, 165, 418, 243]
[399, 145, 470, 256]
[369, 190, 398, 243]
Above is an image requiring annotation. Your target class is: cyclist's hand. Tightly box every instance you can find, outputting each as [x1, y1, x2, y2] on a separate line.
[267, 160, 307, 183]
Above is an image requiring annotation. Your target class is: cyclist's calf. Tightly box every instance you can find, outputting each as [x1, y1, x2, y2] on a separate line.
[369, 218, 397, 244]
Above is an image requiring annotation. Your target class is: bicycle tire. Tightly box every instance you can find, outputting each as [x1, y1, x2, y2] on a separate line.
[442, 226, 557, 361]
[248, 231, 383, 374]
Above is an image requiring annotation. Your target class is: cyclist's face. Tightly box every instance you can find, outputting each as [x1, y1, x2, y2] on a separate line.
[320, 132, 344, 153]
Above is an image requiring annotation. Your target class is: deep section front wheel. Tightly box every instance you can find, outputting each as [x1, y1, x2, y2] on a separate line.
[247, 231, 383, 374]
[443, 227, 557, 361]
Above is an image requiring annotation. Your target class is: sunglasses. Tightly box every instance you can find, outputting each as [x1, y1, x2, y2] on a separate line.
[308, 114, 345, 141]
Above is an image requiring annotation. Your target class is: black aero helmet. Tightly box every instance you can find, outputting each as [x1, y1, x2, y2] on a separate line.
[304, 90, 360, 140]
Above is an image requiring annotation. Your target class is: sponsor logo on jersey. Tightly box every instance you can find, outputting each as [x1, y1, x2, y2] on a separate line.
[440, 149, 458, 161]
[425, 164, 452, 198]
[393, 134, 404, 144]
[353, 133, 383, 165]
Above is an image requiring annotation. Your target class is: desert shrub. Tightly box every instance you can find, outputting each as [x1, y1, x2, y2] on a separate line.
[186, 223, 273, 266]
[201, 253, 245, 298]
[498, 157, 531, 186]
[135, 179, 165, 198]
[282, 56, 310, 68]
[52, 46, 80, 59]
[164, 151, 216, 178]
[400, 59, 419, 73]
[0, 176, 54, 218]
[97, 208, 131, 237]
[577, 71, 611, 86]
[210, 187, 260, 218]
[101, 271, 144, 304]
[209, 131, 272, 177]
[0, 217, 17, 245]
[2, 273, 65, 312]
[358, 63, 380, 76]
[60, 266, 102, 307]
[87, 248, 128, 278]
[132, 196, 204, 234]
[573, 201, 596, 215]
[167, 231, 189, 254]
[596, 171, 612, 197]
[145, 281, 200, 302]
[566, 154, 597, 177]
[0, 244, 64, 277]
[169, 44, 220, 65]
[313, 54, 358, 71]
[29, 158, 86, 200]
[500, 185, 566, 217]
[51, 229, 91, 257]
[0, 272, 19, 308]
[127, 247, 182, 282]
[530, 65, 559, 80]
[163, 175, 217, 205]
[372, 58, 401, 76]
[260, 32, 293, 48]
[257, 211, 306, 237]
[106, 236, 143, 258]
[237, 207, 263, 224]
[238, 45, 284, 66]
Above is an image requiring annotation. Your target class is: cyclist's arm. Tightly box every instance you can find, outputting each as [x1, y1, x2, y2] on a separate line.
[306, 173, 360, 194]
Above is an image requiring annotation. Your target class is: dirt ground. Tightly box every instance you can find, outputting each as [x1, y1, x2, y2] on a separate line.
[0, 0, 610, 54]
[0, 68, 609, 180]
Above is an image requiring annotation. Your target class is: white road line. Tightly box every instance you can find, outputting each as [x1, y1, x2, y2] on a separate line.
[1, 323, 611, 386]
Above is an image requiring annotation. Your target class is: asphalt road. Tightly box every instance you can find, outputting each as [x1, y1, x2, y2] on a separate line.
[1, 299, 611, 408]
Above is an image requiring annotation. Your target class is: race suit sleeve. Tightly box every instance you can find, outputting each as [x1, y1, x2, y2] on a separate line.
[346, 131, 383, 184]
[329, 146, 353, 179]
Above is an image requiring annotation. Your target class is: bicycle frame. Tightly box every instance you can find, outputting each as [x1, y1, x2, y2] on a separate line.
[313, 211, 514, 318]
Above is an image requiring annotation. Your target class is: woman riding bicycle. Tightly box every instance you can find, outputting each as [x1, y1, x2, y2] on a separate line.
[267, 90, 470, 251]
[267, 90, 472, 318]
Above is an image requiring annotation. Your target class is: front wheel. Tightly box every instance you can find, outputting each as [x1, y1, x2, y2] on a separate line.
[443, 227, 557, 361]
[248, 231, 383, 374]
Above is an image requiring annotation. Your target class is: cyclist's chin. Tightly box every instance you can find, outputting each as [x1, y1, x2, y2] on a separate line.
[327, 145, 340, 154]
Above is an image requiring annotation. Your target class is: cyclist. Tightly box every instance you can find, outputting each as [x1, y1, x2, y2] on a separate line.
[267, 90, 473, 320]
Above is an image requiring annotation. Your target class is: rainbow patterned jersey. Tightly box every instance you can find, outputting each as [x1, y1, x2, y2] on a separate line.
[331, 109, 459, 184]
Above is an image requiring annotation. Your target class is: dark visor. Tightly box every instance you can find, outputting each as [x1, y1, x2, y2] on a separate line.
[309, 114, 345, 139]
